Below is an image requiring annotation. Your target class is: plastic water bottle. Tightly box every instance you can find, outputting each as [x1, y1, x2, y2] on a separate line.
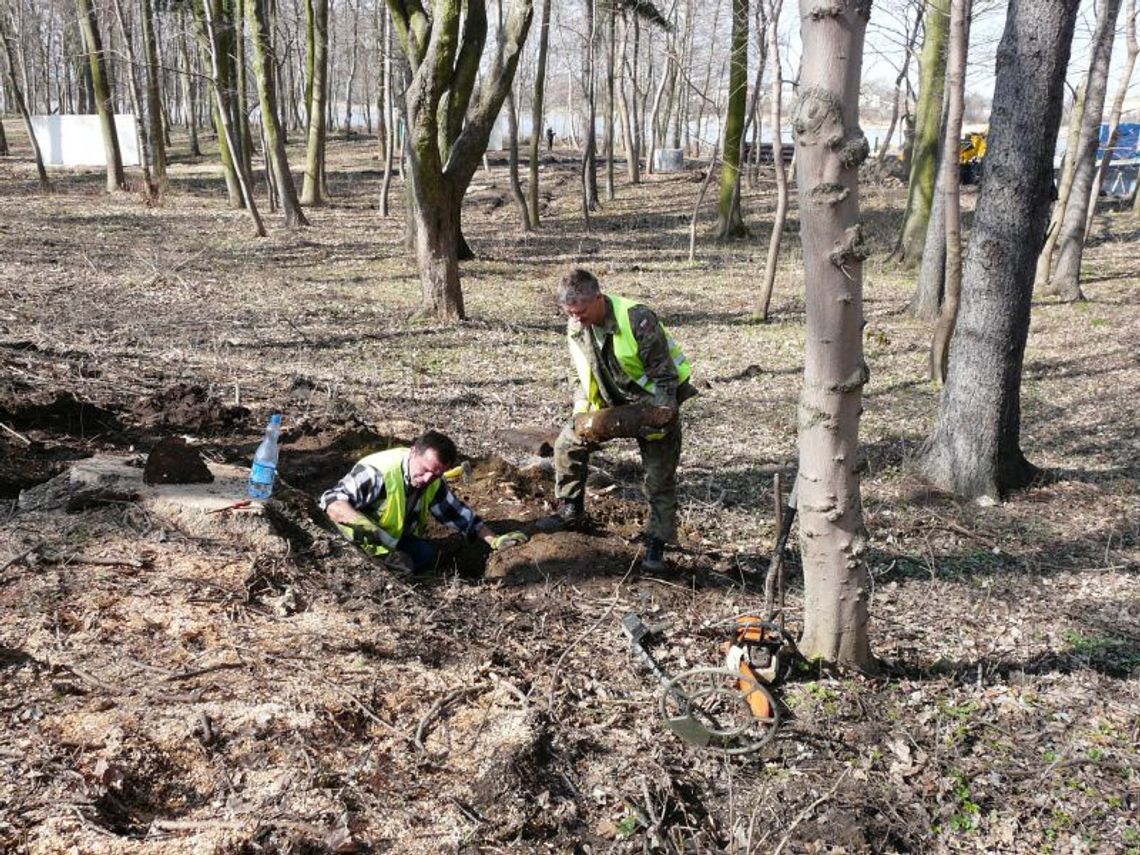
[248, 413, 283, 499]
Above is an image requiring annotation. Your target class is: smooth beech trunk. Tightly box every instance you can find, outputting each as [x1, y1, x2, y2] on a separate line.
[920, 0, 1079, 499]
[929, 0, 969, 383]
[716, 0, 748, 239]
[896, 0, 948, 265]
[754, 0, 787, 320]
[793, 0, 874, 670]
[527, 0, 552, 225]
[1048, 0, 1123, 300]
[75, 0, 125, 192]
[301, 0, 328, 206]
[248, 0, 308, 227]
[1085, 0, 1137, 237]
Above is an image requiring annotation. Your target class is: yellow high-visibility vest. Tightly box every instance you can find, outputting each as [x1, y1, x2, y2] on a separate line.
[569, 294, 691, 414]
[340, 447, 441, 555]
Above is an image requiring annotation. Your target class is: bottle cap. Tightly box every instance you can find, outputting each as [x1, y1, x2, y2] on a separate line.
[269, 414, 283, 426]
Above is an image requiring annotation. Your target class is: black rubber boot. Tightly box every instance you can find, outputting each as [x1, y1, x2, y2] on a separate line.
[535, 498, 585, 533]
[641, 537, 666, 571]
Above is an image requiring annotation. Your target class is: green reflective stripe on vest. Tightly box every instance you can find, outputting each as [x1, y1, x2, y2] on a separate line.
[568, 294, 692, 412]
[355, 447, 441, 554]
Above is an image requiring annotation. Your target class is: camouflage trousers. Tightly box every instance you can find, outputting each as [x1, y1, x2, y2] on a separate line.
[553, 415, 682, 542]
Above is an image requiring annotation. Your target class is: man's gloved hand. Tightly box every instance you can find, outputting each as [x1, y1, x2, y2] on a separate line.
[345, 522, 388, 547]
[490, 531, 528, 551]
[384, 550, 416, 574]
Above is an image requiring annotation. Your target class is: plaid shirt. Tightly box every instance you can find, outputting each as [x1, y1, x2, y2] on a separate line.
[319, 453, 483, 541]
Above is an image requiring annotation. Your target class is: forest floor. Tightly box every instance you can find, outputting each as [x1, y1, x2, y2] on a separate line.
[0, 125, 1138, 854]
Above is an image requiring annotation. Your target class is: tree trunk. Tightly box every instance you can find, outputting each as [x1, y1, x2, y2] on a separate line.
[379, 5, 394, 216]
[233, 0, 255, 179]
[929, 0, 969, 384]
[301, 0, 328, 205]
[344, 0, 359, 138]
[646, 3, 678, 180]
[202, 0, 266, 236]
[716, 0, 748, 239]
[617, 13, 639, 184]
[414, 181, 465, 321]
[793, 0, 874, 671]
[754, 0, 787, 320]
[248, 0, 308, 226]
[1086, 0, 1137, 236]
[604, 2, 616, 200]
[920, 0, 1079, 500]
[583, 0, 599, 210]
[912, 91, 950, 320]
[896, 0, 949, 265]
[75, 0, 125, 192]
[109, 0, 157, 199]
[741, 0, 768, 189]
[527, 0, 552, 225]
[1034, 79, 1085, 290]
[0, 10, 49, 189]
[506, 88, 532, 231]
[390, 0, 534, 320]
[630, 13, 644, 181]
[1048, 0, 1124, 300]
[180, 12, 202, 156]
[140, 0, 166, 183]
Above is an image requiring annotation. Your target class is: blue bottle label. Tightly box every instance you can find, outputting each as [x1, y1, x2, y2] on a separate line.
[248, 462, 276, 499]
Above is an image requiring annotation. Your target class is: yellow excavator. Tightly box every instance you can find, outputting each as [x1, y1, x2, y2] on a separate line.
[959, 131, 987, 185]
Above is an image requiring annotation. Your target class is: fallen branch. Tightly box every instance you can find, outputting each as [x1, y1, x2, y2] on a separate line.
[1, 540, 43, 574]
[164, 661, 245, 683]
[48, 553, 149, 569]
[771, 766, 851, 855]
[0, 420, 32, 445]
[415, 684, 487, 753]
[546, 559, 637, 716]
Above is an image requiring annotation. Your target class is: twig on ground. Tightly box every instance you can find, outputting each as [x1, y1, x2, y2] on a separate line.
[771, 766, 851, 855]
[546, 558, 637, 716]
[0, 421, 32, 445]
[1, 540, 44, 575]
[48, 553, 149, 569]
[263, 651, 413, 745]
[415, 685, 487, 754]
[164, 662, 244, 683]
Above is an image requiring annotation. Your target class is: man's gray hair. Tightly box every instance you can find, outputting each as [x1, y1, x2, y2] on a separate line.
[557, 267, 601, 305]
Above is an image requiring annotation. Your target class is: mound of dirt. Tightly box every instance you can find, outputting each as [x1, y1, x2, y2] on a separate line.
[486, 530, 637, 581]
[0, 390, 122, 437]
[132, 383, 249, 434]
[0, 390, 125, 499]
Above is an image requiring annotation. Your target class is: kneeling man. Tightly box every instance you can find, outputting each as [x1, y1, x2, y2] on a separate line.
[320, 430, 525, 573]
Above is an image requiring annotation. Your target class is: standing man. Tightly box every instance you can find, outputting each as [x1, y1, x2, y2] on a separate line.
[538, 268, 695, 570]
[321, 430, 526, 573]
[545, 126, 555, 151]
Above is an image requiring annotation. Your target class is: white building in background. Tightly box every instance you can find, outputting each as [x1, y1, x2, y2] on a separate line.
[29, 115, 140, 167]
